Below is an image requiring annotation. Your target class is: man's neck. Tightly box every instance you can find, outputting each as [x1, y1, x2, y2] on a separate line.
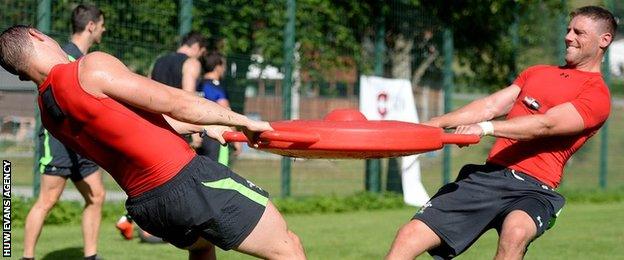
[70, 33, 93, 55]
[204, 72, 219, 80]
[177, 46, 195, 58]
[31, 54, 71, 86]
[569, 52, 605, 73]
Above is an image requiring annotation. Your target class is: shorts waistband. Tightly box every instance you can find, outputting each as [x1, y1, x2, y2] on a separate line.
[485, 163, 555, 191]
[126, 156, 200, 206]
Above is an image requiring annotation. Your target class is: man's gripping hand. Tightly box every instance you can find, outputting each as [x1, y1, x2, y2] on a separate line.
[203, 125, 234, 145]
[455, 124, 488, 136]
[241, 119, 273, 145]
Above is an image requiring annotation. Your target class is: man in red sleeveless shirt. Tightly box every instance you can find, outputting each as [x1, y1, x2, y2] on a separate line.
[386, 6, 615, 260]
[0, 27, 305, 259]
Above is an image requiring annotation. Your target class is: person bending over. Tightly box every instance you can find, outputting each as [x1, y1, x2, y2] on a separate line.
[1, 25, 305, 260]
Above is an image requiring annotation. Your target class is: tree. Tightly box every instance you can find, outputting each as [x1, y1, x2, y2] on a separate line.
[422, 0, 566, 91]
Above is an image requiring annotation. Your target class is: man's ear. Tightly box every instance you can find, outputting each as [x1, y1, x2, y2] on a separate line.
[599, 32, 613, 48]
[86, 21, 96, 33]
[28, 28, 45, 42]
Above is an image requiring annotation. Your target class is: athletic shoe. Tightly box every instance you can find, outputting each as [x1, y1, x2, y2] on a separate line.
[115, 215, 134, 240]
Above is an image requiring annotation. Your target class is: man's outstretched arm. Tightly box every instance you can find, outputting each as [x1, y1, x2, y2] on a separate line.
[454, 102, 586, 140]
[79, 52, 270, 134]
[425, 85, 521, 128]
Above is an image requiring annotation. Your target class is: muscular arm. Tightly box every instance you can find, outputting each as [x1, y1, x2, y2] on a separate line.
[454, 102, 586, 141]
[163, 115, 203, 135]
[490, 103, 584, 140]
[426, 85, 521, 128]
[79, 52, 262, 129]
[181, 58, 201, 93]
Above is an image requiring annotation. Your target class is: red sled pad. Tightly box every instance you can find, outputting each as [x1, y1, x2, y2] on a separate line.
[223, 109, 480, 159]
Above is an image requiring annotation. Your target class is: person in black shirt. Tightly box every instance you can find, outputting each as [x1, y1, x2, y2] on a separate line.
[151, 32, 206, 93]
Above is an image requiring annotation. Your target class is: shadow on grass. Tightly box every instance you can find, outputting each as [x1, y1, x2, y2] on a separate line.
[41, 247, 83, 260]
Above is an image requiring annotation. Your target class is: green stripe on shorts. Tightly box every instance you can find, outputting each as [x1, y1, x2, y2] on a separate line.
[217, 145, 229, 166]
[39, 129, 53, 173]
[548, 208, 563, 229]
[202, 178, 268, 206]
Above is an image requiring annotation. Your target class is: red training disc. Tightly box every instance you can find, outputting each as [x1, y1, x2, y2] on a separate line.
[223, 109, 479, 159]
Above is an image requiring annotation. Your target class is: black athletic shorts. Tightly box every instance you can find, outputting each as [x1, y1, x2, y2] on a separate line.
[38, 129, 99, 182]
[196, 135, 223, 163]
[413, 163, 565, 259]
[125, 155, 269, 250]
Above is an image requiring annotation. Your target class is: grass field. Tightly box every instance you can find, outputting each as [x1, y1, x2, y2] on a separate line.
[7, 201, 623, 259]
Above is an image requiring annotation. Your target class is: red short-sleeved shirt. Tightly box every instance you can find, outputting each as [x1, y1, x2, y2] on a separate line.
[487, 65, 610, 188]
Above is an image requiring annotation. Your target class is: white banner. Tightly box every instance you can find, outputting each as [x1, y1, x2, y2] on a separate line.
[359, 75, 430, 206]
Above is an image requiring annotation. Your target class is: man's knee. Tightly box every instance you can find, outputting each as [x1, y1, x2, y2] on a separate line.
[396, 220, 429, 241]
[269, 230, 305, 259]
[78, 172, 106, 206]
[33, 197, 58, 213]
[84, 188, 106, 206]
[386, 220, 441, 260]
[287, 230, 304, 253]
[500, 225, 533, 246]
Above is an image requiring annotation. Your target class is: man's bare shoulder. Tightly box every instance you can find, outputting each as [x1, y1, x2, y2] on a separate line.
[81, 51, 124, 69]
[79, 52, 128, 97]
[183, 57, 201, 68]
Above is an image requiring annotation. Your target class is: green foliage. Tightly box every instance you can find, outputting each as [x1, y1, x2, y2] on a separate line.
[0, 0, 179, 75]
[11, 198, 126, 227]
[559, 186, 624, 203]
[611, 77, 624, 96]
[9, 193, 406, 226]
[10, 188, 624, 228]
[274, 192, 407, 214]
[423, 1, 566, 91]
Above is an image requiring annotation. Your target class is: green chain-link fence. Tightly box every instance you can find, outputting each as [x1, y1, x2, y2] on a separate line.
[1, 0, 622, 199]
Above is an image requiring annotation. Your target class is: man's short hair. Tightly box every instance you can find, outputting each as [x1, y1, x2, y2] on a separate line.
[0, 25, 34, 77]
[570, 6, 618, 38]
[180, 31, 207, 49]
[72, 4, 104, 34]
[201, 51, 224, 72]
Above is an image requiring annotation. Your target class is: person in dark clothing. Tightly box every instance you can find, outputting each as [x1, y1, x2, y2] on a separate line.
[196, 51, 241, 165]
[151, 32, 206, 93]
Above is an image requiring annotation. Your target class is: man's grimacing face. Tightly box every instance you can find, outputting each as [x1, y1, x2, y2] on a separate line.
[564, 15, 607, 67]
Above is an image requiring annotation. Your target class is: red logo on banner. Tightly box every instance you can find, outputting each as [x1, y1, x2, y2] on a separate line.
[377, 92, 388, 118]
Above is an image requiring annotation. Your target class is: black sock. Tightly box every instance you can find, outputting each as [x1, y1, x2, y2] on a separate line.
[21, 257, 34, 260]
[84, 254, 97, 260]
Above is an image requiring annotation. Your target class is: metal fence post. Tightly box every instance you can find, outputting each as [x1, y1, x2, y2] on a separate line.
[366, 2, 385, 193]
[281, 0, 296, 197]
[599, 0, 614, 189]
[179, 0, 192, 36]
[509, 3, 519, 83]
[557, 0, 568, 64]
[33, 0, 51, 197]
[442, 28, 454, 185]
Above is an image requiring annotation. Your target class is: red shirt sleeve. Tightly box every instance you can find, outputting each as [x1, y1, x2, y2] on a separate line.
[570, 78, 611, 129]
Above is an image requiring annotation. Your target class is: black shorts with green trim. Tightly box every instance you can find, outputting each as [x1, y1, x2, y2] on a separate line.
[125, 155, 269, 250]
[38, 129, 99, 182]
[413, 164, 565, 259]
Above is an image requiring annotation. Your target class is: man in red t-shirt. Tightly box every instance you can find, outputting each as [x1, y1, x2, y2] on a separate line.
[386, 6, 616, 260]
[0, 28, 305, 260]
